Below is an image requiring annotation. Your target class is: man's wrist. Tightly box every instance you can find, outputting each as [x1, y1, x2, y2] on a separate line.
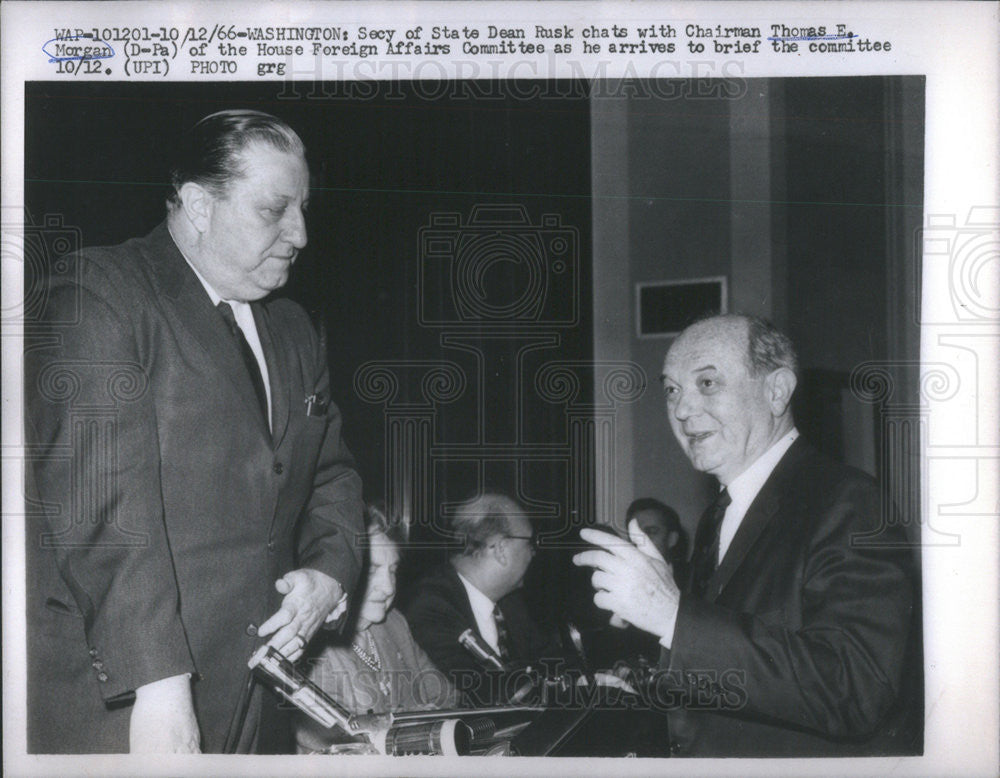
[135, 673, 192, 699]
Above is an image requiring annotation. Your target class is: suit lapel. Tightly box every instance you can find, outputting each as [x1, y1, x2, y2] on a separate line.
[445, 565, 483, 640]
[145, 222, 271, 443]
[706, 439, 808, 602]
[253, 304, 290, 449]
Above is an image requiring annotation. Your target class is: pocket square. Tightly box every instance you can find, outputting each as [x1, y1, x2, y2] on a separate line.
[304, 393, 329, 416]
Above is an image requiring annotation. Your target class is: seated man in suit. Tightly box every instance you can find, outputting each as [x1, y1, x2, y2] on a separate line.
[575, 314, 921, 756]
[404, 493, 563, 706]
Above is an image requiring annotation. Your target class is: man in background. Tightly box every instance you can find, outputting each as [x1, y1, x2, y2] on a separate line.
[625, 497, 688, 580]
[25, 110, 363, 753]
[575, 314, 920, 756]
[404, 493, 562, 706]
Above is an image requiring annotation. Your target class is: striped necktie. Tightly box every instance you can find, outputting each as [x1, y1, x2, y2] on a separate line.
[492, 604, 511, 662]
[691, 488, 731, 598]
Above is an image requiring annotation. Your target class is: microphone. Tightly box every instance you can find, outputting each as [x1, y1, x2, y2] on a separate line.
[565, 622, 596, 688]
[458, 628, 507, 670]
[458, 629, 536, 704]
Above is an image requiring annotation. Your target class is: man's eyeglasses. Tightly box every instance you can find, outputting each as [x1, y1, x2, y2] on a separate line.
[504, 533, 538, 550]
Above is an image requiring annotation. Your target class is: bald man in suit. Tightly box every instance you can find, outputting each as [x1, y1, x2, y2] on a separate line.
[575, 315, 921, 756]
[405, 494, 563, 706]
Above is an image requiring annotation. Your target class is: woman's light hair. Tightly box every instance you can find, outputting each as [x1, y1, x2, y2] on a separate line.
[364, 499, 408, 547]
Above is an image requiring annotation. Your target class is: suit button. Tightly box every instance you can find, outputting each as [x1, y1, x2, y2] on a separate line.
[246, 623, 258, 636]
[267, 540, 276, 553]
[92, 660, 104, 670]
[669, 741, 681, 755]
[273, 461, 284, 475]
[97, 672, 109, 683]
[89, 647, 99, 658]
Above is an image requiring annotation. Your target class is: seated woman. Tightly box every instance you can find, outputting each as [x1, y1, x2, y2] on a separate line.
[295, 501, 459, 753]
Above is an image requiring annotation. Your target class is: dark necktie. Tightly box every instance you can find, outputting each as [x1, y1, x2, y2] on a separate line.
[217, 301, 269, 427]
[691, 488, 731, 598]
[492, 604, 511, 662]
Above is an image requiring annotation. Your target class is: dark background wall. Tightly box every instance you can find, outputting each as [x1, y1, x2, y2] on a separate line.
[24, 80, 593, 625]
[592, 77, 923, 551]
[24, 76, 922, 631]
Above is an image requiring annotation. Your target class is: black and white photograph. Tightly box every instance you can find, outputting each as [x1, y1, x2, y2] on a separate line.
[2, 2, 997, 777]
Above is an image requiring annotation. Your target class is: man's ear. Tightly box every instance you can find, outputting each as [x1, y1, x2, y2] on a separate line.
[491, 537, 510, 567]
[766, 367, 797, 416]
[176, 181, 214, 233]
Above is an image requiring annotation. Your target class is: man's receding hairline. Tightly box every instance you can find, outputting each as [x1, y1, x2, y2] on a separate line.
[666, 316, 751, 367]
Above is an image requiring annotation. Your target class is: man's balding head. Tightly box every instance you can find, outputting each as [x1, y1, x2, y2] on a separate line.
[450, 493, 537, 601]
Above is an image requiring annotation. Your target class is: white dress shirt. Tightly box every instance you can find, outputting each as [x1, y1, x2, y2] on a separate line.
[456, 571, 501, 655]
[717, 428, 799, 564]
[660, 427, 799, 650]
[178, 246, 272, 430]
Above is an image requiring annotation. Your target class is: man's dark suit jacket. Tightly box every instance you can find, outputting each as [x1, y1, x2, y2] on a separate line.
[658, 438, 922, 756]
[24, 222, 364, 753]
[404, 563, 563, 706]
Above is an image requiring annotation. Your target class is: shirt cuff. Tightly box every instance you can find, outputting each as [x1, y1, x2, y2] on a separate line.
[324, 590, 348, 623]
[657, 603, 680, 650]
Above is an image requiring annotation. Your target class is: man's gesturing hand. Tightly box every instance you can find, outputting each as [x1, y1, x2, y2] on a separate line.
[573, 520, 681, 644]
[130, 673, 201, 753]
[258, 568, 344, 661]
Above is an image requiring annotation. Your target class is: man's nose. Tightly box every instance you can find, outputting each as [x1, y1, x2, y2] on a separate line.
[282, 207, 307, 249]
[672, 389, 698, 420]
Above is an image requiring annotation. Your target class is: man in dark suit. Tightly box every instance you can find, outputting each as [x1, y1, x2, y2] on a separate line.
[404, 493, 562, 706]
[575, 314, 920, 756]
[626, 497, 687, 580]
[25, 110, 364, 753]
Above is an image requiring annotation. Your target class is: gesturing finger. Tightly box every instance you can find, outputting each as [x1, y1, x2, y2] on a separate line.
[280, 628, 309, 661]
[262, 621, 309, 660]
[579, 528, 635, 553]
[572, 548, 621, 572]
[590, 569, 619, 593]
[593, 588, 621, 613]
[627, 519, 667, 563]
[579, 528, 653, 568]
[258, 606, 293, 639]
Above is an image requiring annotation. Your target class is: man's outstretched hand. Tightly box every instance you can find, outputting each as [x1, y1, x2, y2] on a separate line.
[258, 568, 345, 661]
[573, 520, 681, 645]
